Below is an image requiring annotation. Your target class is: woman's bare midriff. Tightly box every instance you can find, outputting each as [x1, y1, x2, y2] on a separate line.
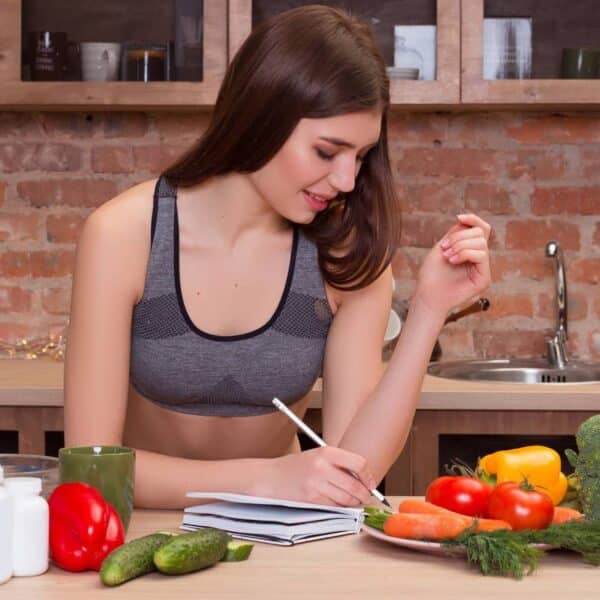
[122, 383, 307, 460]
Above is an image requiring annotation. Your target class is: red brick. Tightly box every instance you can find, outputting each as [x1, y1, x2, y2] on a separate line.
[0, 181, 5, 207]
[446, 113, 513, 148]
[486, 294, 534, 318]
[42, 287, 71, 315]
[594, 223, 600, 247]
[17, 179, 117, 208]
[531, 187, 600, 216]
[91, 146, 135, 174]
[103, 113, 148, 138]
[505, 220, 580, 251]
[396, 148, 499, 178]
[0, 323, 38, 344]
[464, 183, 515, 215]
[590, 331, 600, 357]
[0, 286, 33, 312]
[46, 214, 86, 244]
[0, 143, 37, 172]
[0, 213, 40, 242]
[506, 150, 567, 180]
[0, 113, 43, 137]
[582, 148, 600, 179]
[436, 327, 474, 358]
[491, 253, 550, 282]
[400, 214, 455, 248]
[507, 116, 600, 144]
[0, 143, 81, 172]
[538, 292, 588, 321]
[473, 330, 546, 358]
[388, 113, 448, 146]
[30, 250, 75, 277]
[36, 144, 83, 171]
[569, 258, 600, 284]
[38, 113, 101, 138]
[0, 252, 31, 277]
[402, 181, 462, 213]
[595, 297, 600, 319]
[153, 112, 210, 140]
[134, 145, 185, 172]
[391, 248, 422, 279]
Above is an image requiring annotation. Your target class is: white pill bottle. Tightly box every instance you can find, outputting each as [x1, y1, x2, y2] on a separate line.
[0, 465, 13, 584]
[4, 477, 48, 576]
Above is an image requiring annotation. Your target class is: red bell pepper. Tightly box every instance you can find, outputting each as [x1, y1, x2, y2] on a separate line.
[48, 482, 125, 572]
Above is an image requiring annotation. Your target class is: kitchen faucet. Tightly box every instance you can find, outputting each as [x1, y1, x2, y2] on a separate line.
[545, 241, 568, 368]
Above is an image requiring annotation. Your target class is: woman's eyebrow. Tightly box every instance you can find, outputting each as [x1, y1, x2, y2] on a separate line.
[318, 136, 378, 151]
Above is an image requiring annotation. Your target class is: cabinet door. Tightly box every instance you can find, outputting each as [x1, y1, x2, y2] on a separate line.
[229, 0, 460, 108]
[461, 0, 600, 107]
[0, 0, 228, 109]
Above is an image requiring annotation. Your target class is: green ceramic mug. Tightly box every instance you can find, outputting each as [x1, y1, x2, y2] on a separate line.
[58, 445, 135, 531]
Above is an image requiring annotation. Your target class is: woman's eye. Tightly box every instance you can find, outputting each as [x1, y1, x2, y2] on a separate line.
[316, 148, 335, 161]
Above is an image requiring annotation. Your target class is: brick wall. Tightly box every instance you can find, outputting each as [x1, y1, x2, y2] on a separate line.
[0, 111, 599, 360]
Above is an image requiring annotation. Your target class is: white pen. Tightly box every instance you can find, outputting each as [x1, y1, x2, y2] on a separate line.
[272, 397, 391, 507]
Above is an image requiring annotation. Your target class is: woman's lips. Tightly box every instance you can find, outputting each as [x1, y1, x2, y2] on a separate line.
[303, 190, 329, 211]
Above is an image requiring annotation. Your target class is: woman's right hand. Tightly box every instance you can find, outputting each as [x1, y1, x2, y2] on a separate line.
[262, 446, 376, 506]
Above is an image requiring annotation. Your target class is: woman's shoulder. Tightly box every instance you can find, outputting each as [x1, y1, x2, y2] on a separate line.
[77, 178, 159, 303]
[83, 179, 157, 245]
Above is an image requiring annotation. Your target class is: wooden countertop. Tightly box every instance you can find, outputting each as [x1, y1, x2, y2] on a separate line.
[0, 358, 599, 411]
[3, 501, 597, 599]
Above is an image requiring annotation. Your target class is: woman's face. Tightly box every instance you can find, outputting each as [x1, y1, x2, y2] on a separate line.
[248, 109, 382, 224]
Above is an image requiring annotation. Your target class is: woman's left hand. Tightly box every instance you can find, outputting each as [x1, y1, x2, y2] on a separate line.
[415, 213, 492, 318]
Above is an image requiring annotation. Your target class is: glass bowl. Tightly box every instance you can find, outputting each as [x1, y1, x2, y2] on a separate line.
[0, 454, 59, 499]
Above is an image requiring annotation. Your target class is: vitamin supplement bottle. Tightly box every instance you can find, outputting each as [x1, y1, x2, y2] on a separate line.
[4, 477, 48, 576]
[0, 466, 12, 584]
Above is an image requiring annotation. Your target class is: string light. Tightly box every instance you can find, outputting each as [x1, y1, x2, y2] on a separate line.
[0, 329, 66, 360]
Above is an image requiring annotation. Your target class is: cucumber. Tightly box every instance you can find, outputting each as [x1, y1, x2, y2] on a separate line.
[221, 539, 254, 562]
[100, 532, 175, 586]
[153, 528, 228, 575]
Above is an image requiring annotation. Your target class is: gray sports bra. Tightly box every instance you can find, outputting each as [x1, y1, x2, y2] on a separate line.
[129, 176, 333, 416]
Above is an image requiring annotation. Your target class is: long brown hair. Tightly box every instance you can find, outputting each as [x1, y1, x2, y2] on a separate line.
[162, 4, 400, 290]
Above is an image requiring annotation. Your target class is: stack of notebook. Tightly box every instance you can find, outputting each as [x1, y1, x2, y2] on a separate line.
[181, 492, 364, 546]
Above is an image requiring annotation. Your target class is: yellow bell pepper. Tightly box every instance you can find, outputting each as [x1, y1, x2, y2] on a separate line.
[478, 445, 568, 505]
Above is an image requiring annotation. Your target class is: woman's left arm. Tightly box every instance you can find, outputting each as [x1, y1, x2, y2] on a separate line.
[323, 214, 492, 484]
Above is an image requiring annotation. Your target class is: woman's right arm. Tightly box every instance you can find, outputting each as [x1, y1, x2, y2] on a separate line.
[64, 183, 375, 509]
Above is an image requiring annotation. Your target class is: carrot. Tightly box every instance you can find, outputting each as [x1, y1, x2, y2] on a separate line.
[397, 499, 511, 533]
[552, 506, 583, 525]
[383, 513, 470, 540]
[398, 499, 456, 515]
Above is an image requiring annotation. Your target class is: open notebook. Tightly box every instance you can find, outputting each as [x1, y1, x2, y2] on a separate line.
[181, 492, 364, 546]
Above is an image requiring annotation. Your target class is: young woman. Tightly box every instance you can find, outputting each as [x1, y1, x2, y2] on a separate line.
[64, 5, 491, 509]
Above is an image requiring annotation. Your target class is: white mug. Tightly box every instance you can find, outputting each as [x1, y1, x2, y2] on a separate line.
[80, 42, 121, 81]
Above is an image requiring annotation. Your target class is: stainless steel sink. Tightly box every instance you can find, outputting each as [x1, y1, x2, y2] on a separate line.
[427, 358, 600, 384]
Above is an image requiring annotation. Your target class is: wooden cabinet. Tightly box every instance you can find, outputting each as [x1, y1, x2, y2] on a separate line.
[0, 0, 227, 109]
[2, 0, 600, 110]
[461, 0, 600, 108]
[410, 410, 597, 495]
[228, 0, 461, 109]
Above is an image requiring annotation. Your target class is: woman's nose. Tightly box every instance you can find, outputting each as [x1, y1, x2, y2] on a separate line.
[328, 157, 357, 193]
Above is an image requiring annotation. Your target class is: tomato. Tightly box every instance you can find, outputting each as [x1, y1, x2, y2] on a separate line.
[424, 476, 492, 517]
[486, 481, 554, 531]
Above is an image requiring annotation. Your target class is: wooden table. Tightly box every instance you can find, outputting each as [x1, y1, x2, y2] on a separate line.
[3, 498, 598, 599]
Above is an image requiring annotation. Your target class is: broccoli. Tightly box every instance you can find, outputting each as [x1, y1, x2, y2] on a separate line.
[565, 414, 600, 521]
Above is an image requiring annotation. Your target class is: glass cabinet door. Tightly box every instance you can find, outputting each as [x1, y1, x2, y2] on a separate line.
[0, 0, 227, 109]
[229, 0, 460, 108]
[462, 0, 600, 106]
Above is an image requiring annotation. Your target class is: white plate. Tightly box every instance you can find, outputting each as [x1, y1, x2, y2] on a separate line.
[361, 524, 465, 556]
[361, 524, 553, 556]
